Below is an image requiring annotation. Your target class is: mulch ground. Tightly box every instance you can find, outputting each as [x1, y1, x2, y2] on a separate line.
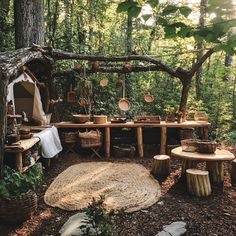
[0, 148, 236, 236]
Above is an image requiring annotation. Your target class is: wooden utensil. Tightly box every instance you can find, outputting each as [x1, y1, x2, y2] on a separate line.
[118, 78, 131, 111]
[67, 84, 76, 103]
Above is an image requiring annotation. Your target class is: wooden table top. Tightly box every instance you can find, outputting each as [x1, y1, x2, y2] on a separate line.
[5, 137, 40, 153]
[171, 146, 235, 162]
[55, 120, 211, 128]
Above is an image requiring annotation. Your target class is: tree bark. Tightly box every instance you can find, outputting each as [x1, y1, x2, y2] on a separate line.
[14, 0, 44, 49]
[179, 79, 192, 118]
[0, 0, 10, 51]
[0, 71, 8, 178]
[195, 0, 207, 101]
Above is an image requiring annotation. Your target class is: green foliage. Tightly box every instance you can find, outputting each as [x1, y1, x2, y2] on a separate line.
[221, 131, 236, 145]
[117, 0, 141, 18]
[0, 163, 43, 199]
[82, 195, 115, 236]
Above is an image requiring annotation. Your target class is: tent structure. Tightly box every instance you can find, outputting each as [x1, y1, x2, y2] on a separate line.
[7, 73, 47, 124]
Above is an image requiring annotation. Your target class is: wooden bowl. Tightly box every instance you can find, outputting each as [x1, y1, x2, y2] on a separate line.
[93, 115, 107, 124]
[118, 99, 131, 111]
[181, 139, 200, 152]
[197, 140, 217, 154]
[72, 114, 90, 123]
[144, 94, 154, 103]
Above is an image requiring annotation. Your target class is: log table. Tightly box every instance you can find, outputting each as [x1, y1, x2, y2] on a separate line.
[56, 121, 210, 159]
[171, 146, 235, 185]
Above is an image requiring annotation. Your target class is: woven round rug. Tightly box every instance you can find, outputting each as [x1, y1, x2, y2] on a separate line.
[44, 162, 161, 212]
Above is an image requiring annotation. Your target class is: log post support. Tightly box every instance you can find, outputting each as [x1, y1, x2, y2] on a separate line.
[181, 160, 198, 176]
[231, 159, 236, 186]
[137, 127, 144, 158]
[151, 155, 171, 176]
[105, 127, 110, 160]
[160, 127, 167, 154]
[202, 127, 209, 139]
[186, 169, 211, 197]
[206, 161, 224, 185]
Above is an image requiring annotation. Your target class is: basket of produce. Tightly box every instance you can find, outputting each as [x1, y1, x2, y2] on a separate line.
[78, 130, 102, 148]
[197, 140, 217, 154]
[133, 116, 161, 123]
[72, 114, 90, 123]
[181, 139, 199, 152]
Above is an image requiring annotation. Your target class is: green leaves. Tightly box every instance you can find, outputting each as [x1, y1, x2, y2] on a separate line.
[147, 0, 159, 8]
[117, 0, 142, 18]
[162, 5, 191, 17]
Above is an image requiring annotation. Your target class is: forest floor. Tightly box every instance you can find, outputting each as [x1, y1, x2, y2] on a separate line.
[0, 147, 236, 236]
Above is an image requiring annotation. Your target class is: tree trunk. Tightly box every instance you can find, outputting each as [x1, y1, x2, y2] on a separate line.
[14, 0, 44, 49]
[64, 0, 73, 51]
[0, 72, 8, 178]
[195, 0, 207, 101]
[179, 79, 192, 119]
[0, 0, 10, 51]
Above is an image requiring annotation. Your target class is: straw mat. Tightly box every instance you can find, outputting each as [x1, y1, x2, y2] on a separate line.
[44, 162, 161, 212]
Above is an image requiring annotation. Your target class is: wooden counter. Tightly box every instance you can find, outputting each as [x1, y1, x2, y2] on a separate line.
[56, 121, 210, 159]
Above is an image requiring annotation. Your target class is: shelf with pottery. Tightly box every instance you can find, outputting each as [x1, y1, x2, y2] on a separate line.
[4, 137, 40, 173]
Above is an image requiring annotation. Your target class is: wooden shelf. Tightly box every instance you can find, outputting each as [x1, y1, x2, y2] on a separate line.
[22, 155, 41, 172]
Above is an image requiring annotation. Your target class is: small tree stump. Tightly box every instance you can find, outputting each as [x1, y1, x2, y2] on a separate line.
[181, 160, 198, 176]
[231, 159, 236, 186]
[186, 169, 211, 197]
[206, 161, 223, 185]
[151, 155, 170, 176]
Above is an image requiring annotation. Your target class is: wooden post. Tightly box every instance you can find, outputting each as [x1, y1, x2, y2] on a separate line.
[151, 155, 170, 176]
[160, 127, 167, 154]
[137, 127, 144, 158]
[181, 160, 198, 175]
[231, 159, 236, 186]
[15, 152, 23, 173]
[186, 169, 211, 197]
[202, 127, 208, 139]
[206, 161, 224, 185]
[105, 127, 110, 160]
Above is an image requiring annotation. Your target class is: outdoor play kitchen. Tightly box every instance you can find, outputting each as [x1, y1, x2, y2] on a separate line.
[0, 42, 236, 236]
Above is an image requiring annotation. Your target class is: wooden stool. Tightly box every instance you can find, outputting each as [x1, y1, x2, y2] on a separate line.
[231, 159, 236, 186]
[186, 169, 211, 197]
[151, 155, 170, 176]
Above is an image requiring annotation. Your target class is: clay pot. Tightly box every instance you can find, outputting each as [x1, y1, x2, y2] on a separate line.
[123, 64, 132, 72]
[116, 79, 124, 87]
[100, 79, 108, 87]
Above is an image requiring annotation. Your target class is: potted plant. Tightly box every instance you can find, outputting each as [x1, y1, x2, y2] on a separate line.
[0, 163, 43, 224]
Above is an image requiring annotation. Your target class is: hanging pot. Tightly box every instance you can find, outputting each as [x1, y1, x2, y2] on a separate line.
[144, 93, 154, 103]
[79, 98, 89, 107]
[67, 84, 76, 103]
[100, 79, 108, 87]
[118, 98, 131, 112]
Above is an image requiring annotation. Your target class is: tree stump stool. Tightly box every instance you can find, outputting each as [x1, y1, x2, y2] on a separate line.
[186, 169, 211, 197]
[206, 161, 223, 185]
[231, 159, 236, 186]
[151, 155, 170, 176]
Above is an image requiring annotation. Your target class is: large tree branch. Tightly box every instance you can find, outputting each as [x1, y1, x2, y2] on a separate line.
[53, 64, 164, 77]
[188, 47, 216, 78]
[48, 49, 180, 78]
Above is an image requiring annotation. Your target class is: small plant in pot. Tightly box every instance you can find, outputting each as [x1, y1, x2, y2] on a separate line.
[0, 163, 43, 224]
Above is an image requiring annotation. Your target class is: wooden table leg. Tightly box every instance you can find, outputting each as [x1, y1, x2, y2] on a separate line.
[202, 127, 208, 139]
[206, 161, 224, 185]
[105, 127, 110, 160]
[16, 152, 23, 173]
[137, 127, 144, 158]
[160, 127, 167, 154]
[181, 160, 198, 176]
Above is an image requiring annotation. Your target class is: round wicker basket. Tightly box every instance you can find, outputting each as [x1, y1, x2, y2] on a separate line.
[0, 191, 38, 224]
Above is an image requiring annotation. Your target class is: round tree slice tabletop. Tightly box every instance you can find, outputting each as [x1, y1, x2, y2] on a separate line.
[171, 146, 235, 162]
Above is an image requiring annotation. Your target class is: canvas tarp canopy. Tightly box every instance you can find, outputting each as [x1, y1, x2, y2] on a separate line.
[7, 73, 46, 124]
